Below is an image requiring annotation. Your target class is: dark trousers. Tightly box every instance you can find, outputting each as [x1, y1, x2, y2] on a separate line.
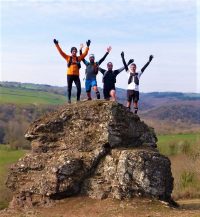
[103, 84, 115, 99]
[67, 75, 81, 101]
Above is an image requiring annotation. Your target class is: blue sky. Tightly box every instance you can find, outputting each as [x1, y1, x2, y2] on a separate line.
[0, 0, 199, 93]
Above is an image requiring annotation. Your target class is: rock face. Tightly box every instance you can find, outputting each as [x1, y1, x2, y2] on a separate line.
[6, 100, 173, 208]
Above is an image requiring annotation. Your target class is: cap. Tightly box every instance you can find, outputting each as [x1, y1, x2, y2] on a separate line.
[89, 54, 95, 58]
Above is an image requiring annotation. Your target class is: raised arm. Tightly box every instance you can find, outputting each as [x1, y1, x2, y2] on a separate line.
[114, 58, 134, 76]
[114, 66, 125, 76]
[98, 67, 106, 75]
[141, 55, 154, 72]
[98, 46, 112, 65]
[79, 43, 84, 55]
[78, 40, 90, 61]
[79, 43, 88, 66]
[121, 51, 128, 71]
[53, 39, 68, 59]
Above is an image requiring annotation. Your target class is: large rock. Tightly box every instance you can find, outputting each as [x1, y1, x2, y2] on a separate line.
[82, 149, 173, 200]
[6, 100, 173, 208]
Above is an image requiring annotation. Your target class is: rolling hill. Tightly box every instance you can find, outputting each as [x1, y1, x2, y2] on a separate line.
[0, 86, 66, 105]
[0, 81, 200, 135]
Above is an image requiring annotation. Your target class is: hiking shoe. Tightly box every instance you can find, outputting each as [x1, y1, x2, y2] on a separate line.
[96, 91, 100, 99]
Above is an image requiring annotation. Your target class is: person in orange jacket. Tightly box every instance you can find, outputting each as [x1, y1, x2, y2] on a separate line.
[53, 39, 91, 103]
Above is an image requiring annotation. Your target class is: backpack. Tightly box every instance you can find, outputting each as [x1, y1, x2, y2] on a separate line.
[85, 62, 99, 76]
[93, 62, 99, 75]
[134, 73, 139, 85]
[128, 73, 139, 85]
[67, 56, 81, 69]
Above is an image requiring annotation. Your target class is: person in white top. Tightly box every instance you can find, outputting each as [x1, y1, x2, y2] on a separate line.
[121, 52, 154, 114]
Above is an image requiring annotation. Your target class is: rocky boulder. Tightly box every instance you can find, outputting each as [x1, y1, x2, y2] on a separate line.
[6, 100, 173, 208]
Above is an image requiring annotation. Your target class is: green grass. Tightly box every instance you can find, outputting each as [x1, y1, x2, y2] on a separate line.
[0, 145, 26, 167]
[157, 133, 200, 156]
[179, 171, 197, 189]
[158, 133, 200, 199]
[0, 86, 66, 105]
[0, 145, 26, 210]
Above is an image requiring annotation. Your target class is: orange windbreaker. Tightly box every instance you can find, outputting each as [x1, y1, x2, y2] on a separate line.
[55, 44, 89, 76]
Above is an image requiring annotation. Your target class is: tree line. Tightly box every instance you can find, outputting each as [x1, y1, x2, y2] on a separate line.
[0, 104, 57, 149]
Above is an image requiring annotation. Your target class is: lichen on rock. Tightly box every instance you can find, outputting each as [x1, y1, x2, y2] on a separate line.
[6, 100, 173, 208]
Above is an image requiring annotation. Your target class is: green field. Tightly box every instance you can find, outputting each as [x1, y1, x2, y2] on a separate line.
[0, 145, 26, 209]
[157, 133, 200, 199]
[157, 133, 200, 156]
[0, 86, 66, 105]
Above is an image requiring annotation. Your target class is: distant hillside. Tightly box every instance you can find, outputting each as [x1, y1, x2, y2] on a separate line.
[1, 81, 200, 106]
[139, 92, 200, 111]
[0, 86, 66, 105]
[0, 81, 67, 95]
[141, 104, 200, 124]
[0, 81, 200, 135]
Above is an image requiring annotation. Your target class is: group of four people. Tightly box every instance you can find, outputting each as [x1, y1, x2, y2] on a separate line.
[53, 39, 154, 114]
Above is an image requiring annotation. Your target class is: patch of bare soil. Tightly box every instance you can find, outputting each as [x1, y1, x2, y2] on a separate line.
[0, 197, 200, 217]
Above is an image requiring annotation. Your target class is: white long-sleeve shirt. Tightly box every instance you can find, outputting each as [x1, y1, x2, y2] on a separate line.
[127, 70, 143, 91]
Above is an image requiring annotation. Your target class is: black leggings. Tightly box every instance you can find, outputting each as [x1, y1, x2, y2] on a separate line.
[67, 75, 81, 101]
[103, 84, 115, 99]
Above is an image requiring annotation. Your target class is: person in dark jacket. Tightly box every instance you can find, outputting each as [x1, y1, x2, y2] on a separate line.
[99, 56, 134, 101]
[80, 44, 112, 100]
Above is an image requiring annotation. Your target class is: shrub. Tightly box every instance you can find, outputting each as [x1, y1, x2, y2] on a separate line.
[168, 141, 178, 155]
[179, 171, 196, 189]
[179, 140, 191, 155]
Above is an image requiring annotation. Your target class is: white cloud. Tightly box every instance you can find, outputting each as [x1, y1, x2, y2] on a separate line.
[1, 0, 195, 18]
[1, 0, 198, 92]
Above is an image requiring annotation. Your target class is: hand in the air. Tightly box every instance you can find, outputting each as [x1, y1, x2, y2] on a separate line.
[86, 40, 91, 47]
[128, 59, 134, 65]
[107, 46, 112, 53]
[149, 55, 154, 62]
[53, 39, 58, 45]
[80, 43, 84, 50]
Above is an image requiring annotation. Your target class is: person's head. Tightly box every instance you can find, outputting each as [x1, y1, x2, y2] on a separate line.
[71, 47, 77, 56]
[107, 62, 113, 71]
[89, 54, 95, 63]
[130, 63, 136, 72]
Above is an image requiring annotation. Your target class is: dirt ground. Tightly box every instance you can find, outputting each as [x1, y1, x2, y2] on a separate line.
[0, 197, 200, 217]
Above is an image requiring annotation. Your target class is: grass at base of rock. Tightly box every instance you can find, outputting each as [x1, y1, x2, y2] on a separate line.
[157, 133, 200, 156]
[157, 133, 200, 200]
[0, 145, 26, 210]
